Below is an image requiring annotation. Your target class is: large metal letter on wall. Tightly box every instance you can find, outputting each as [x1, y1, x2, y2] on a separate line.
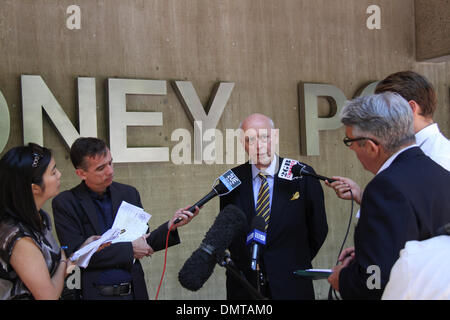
[298, 81, 378, 156]
[173, 81, 234, 163]
[0, 90, 10, 153]
[21, 75, 97, 148]
[299, 83, 347, 156]
[108, 78, 169, 163]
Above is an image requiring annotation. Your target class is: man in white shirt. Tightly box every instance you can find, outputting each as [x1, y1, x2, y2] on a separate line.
[326, 70, 450, 204]
[382, 224, 450, 300]
[415, 123, 450, 171]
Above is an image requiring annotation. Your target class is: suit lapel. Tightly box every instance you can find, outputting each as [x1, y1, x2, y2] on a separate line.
[268, 157, 294, 236]
[73, 182, 103, 235]
[239, 164, 256, 222]
[109, 182, 123, 221]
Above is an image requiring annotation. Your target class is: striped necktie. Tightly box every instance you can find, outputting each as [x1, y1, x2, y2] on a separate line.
[255, 172, 270, 231]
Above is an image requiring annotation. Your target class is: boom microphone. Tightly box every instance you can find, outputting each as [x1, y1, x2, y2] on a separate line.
[173, 169, 241, 224]
[178, 204, 247, 291]
[278, 158, 336, 183]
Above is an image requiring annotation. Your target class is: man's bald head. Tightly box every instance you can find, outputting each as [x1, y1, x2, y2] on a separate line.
[239, 113, 278, 169]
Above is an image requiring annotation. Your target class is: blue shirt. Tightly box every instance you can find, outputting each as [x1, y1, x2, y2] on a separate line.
[85, 183, 133, 285]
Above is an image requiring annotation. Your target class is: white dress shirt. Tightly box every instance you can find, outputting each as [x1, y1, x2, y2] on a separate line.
[415, 123, 450, 172]
[382, 235, 450, 300]
[251, 155, 277, 210]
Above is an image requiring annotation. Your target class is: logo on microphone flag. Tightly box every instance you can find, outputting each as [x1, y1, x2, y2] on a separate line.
[219, 169, 241, 192]
[278, 158, 299, 180]
[246, 229, 267, 245]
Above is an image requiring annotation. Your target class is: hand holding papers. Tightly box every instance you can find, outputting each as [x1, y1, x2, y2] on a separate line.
[70, 201, 152, 268]
[111, 201, 152, 243]
[69, 228, 123, 268]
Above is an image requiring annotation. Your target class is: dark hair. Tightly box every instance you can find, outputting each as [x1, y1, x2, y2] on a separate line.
[0, 143, 52, 232]
[70, 137, 108, 170]
[375, 71, 437, 118]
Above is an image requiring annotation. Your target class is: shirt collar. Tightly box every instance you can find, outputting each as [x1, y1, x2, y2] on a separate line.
[415, 123, 439, 147]
[251, 155, 278, 180]
[377, 144, 417, 175]
[83, 181, 111, 200]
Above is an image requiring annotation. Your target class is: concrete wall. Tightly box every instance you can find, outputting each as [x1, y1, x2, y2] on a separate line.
[0, 0, 449, 300]
[415, 0, 450, 61]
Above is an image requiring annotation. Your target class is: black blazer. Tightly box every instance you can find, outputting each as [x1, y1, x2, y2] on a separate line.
[220, 157, 328, 300]
[52, 181, 180, 300]
[339, 147, 450, 299]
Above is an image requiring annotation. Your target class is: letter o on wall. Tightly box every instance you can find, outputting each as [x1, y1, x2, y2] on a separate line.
[0, 90, 10, 153]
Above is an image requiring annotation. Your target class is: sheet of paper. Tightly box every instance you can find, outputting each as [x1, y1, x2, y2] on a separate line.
[306, 268, 332, 273]
[70, 228, 121, 268]
[111, 201, 152, 243]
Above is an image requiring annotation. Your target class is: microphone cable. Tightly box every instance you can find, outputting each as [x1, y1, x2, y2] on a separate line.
[328, 189, 354, 300]
[155, 223, 176, 300]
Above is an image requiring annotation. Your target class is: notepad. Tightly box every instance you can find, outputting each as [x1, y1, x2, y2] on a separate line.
[293, 268, 332, 280]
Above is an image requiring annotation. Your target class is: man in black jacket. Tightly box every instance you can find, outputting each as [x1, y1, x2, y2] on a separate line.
[220, 113, 328, 300]
[327, 92, 450, 299]
[53, 137, 198, 300]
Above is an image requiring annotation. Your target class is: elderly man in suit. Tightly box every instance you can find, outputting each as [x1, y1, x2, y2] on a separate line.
[52, 137, 198, 300]
[220, 113, 328, 300]
[327, 92, 450, 299]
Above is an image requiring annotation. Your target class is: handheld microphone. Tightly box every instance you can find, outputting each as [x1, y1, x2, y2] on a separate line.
[246, 216, 267, 271]
[173, 169, 241, 224]
[278, 158, 336, 183]
[178, 204, 247, 291]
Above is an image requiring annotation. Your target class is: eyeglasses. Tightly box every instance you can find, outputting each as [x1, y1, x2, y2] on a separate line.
[343, 136, 379, 147]
[246, 134, 271, 145]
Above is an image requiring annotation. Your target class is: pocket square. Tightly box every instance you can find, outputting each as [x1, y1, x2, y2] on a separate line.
[290, 191, 300, 201]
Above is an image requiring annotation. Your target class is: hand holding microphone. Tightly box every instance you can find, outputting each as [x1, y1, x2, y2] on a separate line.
[338, 246, 355, 266]
[278, 158, 336, 183]
[169, 206, 200, 229]
[325, 177, 362, 204]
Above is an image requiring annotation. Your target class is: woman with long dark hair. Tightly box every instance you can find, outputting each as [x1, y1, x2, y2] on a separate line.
[0, 143, 95, 299]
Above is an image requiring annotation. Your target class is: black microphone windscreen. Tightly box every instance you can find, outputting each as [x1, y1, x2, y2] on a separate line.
[201, 204, 247, 253]
[178, 248, 216, 291]
[250, 215, 266, 232]
[178, 204, 247, 291]
[291, 164, 304, 177]
[214, 180, 229, 195]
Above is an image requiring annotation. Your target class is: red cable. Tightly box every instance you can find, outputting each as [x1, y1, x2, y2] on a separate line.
[155, 223, 176, 300]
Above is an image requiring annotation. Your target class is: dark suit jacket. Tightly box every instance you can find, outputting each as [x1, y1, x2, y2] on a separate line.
[52, 181, 180, 300]
[220, 157, 328, 300]
[339, 147, 450, 299]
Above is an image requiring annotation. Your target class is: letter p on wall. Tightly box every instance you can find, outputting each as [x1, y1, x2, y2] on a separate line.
[298, 83, 347, 156]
